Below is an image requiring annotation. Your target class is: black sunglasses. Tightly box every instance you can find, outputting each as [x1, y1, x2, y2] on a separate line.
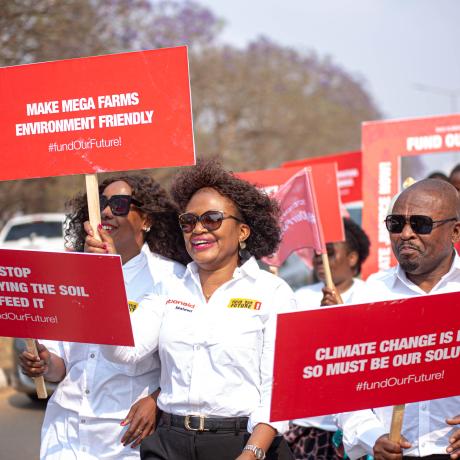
[178, 210, 244, 233]
[385, 214, 457, 235]
[99, 195, 143, 216]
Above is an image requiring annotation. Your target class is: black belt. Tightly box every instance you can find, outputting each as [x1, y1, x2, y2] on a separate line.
[161, 412, 249, 432]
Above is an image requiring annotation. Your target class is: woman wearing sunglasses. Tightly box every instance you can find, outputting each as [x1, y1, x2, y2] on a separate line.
[139, 158, 296, 460]
[19, 174, 189, 460]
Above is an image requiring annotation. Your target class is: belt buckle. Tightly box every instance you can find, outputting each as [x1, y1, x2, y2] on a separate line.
[184, 415, 209, 432]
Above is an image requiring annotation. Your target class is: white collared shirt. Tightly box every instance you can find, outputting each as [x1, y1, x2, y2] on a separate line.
[154, 256, 296, 433]
[338, 253, 460, 459]
[295, 278, 365, 311]
[43, 250, 165, 419]
[141, 243, 186, 279]
[293, 278, 365, 431]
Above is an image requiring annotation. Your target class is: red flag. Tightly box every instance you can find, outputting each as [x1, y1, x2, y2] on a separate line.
[263, 168, 325, 267]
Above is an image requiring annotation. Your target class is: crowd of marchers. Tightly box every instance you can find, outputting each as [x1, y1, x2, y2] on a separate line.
[20, 159, 460, 460]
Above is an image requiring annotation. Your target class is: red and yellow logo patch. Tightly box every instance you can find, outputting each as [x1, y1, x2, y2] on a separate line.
[128, 301, 139, 314]
[227, 298, 262, 310]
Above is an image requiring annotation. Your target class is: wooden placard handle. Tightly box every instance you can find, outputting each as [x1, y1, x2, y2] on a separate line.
[25, 339, 48, 399]
[321, 252, 343, 304]
[85, 173, 101, 241]
[389, 404, 405, 442]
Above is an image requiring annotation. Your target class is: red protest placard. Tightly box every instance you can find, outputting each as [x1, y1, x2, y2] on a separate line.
[236, 163, 344, 244]
[0, 46, 195, 181]
[236, 165, 303, 195]
[0, 249, 133, 345]
[282, 151, 362, 204]
[361, 114, 460, 278]
[270, 291, 460, 422]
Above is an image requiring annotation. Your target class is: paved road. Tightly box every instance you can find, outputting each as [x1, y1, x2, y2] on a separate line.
[0, 387, 45, 460]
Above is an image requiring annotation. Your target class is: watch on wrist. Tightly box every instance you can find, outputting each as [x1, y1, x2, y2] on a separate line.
[243, 444, 266, 459]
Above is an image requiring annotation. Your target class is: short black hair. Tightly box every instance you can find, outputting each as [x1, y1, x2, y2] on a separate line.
[170, 158, 281, 259]
[427, 171, 449, 181]
[65, 173, 190, 264]
[449, 163, 460, 179]
[343, 217, 370, 275]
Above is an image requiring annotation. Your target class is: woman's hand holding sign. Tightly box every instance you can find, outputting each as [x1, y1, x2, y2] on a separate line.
[321, 286, 343, 306]
[83, 221, 116, 255]
[19, 341, 65, 383]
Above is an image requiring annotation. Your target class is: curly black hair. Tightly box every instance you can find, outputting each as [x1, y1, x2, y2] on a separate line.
[343, 217, 370, 275]
[65, 173, 190, 265]
[170, 158, 281, 259]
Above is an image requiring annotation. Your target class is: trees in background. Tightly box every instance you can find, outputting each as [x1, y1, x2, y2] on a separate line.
[0, 0, 379, 225]
[191, 38, 379, 170]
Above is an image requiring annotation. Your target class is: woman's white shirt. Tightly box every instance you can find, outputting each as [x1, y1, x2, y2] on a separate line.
[39, 250, 181, 459]
[142, 243, 186, 278]
[154, 256, 296, 433]
[42, 250, 165, 419]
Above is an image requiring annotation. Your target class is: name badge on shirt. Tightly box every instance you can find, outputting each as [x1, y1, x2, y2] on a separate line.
[128, 300, 138, 314]
[227, 298, 262, 310]
[166, 298, 196, 313]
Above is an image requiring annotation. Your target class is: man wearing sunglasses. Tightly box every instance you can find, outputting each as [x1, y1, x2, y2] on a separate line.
[335, 179, 460, 460]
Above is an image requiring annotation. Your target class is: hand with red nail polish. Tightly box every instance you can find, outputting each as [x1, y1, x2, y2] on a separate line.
[84, 221, 116, 255]
[120, 392, 159, 448]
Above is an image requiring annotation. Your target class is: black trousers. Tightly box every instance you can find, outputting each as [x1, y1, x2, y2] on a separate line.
[141, 420, 294, 460]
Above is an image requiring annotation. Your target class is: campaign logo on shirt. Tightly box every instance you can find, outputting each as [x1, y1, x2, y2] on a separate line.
[227, 298, 262, 310]
[128, 301, 139, 314]
[166, 298, 196, 313]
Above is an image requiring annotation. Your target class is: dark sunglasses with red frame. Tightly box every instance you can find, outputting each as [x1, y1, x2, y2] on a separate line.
[99, 195, 143, 216]
[178, 210, 244, 233]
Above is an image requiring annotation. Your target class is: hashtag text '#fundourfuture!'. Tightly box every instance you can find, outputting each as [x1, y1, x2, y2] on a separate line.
[355, 370, 444, 391]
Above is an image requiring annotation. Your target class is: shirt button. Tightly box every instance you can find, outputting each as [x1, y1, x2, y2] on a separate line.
[194, 345, 200, 350]
[421, 403, 426, 410]
[81, 419, 86, 424]
[85, 389, 90, 395]
[90, 353, 95, 358]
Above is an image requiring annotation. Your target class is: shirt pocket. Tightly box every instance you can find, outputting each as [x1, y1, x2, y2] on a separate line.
[63, 342, 88, 366]
[207, 312, 265, 367]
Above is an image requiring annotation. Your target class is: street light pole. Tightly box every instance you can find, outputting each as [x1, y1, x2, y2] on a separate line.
[413, 83, 460, 113]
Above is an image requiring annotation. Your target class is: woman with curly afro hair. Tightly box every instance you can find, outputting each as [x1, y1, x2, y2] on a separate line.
[21, 174, 188, 460]
[141, 158, 296, 460]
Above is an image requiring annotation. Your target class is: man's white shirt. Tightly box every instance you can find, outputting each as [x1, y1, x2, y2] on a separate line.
[338, 253, 460, 459]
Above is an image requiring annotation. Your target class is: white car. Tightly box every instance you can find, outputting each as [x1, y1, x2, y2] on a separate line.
[0, 213, 65, 398]
[0, 213, 66, 251]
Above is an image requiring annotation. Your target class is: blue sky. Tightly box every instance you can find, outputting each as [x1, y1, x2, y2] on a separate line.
[200, 0, 460, 120]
